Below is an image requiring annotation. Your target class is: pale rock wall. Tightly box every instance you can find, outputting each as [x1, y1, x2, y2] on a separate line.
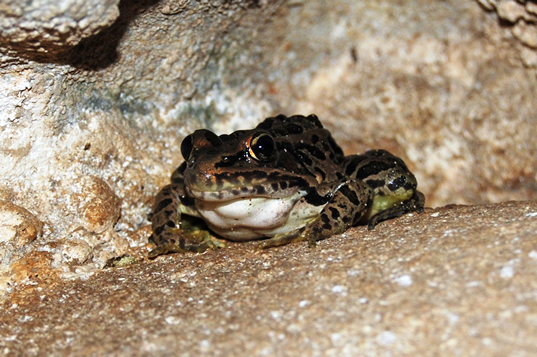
[0, 0, 282, 292]
[0, 0, 535, 292]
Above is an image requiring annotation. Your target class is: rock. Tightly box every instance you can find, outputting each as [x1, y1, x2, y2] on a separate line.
[1, 201, 536, 354]
[513, 20, 537, 48]
[0, 0, 535, 300]
[520, 45, 537, 67]
[497, 0, 527, 22]
[0, 0, 120, 58]
[0, 201, 43, 250]
[73, 176, 121, 235]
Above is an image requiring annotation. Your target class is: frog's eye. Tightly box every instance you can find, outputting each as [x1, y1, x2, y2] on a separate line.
[180, 134, 194, 160]
[249, 132, 276, 161]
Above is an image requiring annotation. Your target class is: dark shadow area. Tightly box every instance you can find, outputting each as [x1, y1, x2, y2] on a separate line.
[63, 0, 161, 70]
[1, 0, 161, 69]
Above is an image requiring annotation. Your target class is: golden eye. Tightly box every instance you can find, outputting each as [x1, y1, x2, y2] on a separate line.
[249, 133, 276, 161]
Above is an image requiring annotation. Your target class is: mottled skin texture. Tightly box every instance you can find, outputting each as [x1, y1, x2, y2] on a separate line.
[149, 114, 424, 258]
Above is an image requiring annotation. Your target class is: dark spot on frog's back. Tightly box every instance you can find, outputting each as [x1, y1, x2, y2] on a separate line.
[298, 143, 326, 161]
[305, 114, 323, 128]
[354, 160, 395, 179]
[285, 123, 304, 134]
[329, 207, 340, 220]
[153, 198, 173, 215]
[305, 189, 333, 206]
[339, 185, 361, 206]
[327, 136, 344, 160]
[321, 213, 331, 230]
[256, 117, 276, 130]
[314, 167, 326, 181]
[297, 151, 313, 166]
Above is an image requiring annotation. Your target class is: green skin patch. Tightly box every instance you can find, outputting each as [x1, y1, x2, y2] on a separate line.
[367, 189, 415, 220]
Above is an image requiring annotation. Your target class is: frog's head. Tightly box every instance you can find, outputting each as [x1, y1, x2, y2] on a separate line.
[180, 127, 314, 202]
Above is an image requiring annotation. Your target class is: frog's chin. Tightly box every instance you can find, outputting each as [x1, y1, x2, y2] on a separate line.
[193, 190, 325, 241]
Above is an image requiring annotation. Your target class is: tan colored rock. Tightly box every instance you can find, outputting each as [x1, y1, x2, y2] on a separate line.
[527, 1, 537, 16]
[5, 250, 58, 298]
[476, 0, 496, 11]
[0, 201, 43, 249]
[513, 20, 537, 48]
[0, 0, 535, 286]
[1, 201, 536, 355]
[497, 0, 527, 22]
[73, 176, 121, 234]
[0, 0, 120, 59]
[59, 238, 93, 265]
[520, 45, 537, 67]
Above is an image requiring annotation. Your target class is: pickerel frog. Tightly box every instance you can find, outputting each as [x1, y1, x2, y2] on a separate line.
[149, 114, 424, 258]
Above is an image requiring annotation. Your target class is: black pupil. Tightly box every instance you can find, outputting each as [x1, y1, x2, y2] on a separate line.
[252, 134, 275, 160]
[180, 135, 194, 160]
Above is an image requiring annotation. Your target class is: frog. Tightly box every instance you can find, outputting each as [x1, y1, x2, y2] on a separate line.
[148, 114, 424, 258]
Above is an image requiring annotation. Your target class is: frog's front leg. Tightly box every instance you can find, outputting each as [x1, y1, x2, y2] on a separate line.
[367, 190, 425, 230]
[258, 180, 373, 249]
[148, 183, 225, 259]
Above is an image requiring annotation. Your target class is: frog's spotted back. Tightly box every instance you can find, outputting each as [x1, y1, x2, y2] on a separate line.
[148, 114, 424, 258]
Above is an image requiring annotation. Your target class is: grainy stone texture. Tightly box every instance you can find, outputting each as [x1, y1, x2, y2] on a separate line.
[0, 0, 285, 288]
[0, 1, 536, 351]
[263, 1, 537, 207]
[1, 201, 537, 355]
[476, 0, 537, 67]
[0, 0, 120, 62]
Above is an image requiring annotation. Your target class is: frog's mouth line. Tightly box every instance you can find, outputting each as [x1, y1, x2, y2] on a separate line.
[183, 167, 319, 202]
[186, 184, 302, 202]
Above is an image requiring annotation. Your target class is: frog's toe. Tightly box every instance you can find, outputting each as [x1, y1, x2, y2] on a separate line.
[257, 230, 306, 250]
[367, 191, 426, 230]
[148, 244, 181, 259]
[206, 236, 227, 250]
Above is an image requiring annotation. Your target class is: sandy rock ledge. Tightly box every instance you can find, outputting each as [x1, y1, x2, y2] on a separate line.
[1, 0, 536, 292]
[1, 201, 536, 355]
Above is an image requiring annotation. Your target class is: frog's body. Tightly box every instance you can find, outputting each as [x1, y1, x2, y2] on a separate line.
[148, 114, 424, 258]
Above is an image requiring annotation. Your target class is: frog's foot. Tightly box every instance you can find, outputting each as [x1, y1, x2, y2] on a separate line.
[367, 190, 425, 230]
[257, 222, 316, 250]
[148, 228, 226, 259]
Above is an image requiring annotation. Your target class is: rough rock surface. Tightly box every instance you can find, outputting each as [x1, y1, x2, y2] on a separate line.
[476, 0, 537, 67]
[0, 0, 120, 62]
[0, 0, 536, 340]
[1, 201, 537, 355]
[0, 0, 286, 287]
